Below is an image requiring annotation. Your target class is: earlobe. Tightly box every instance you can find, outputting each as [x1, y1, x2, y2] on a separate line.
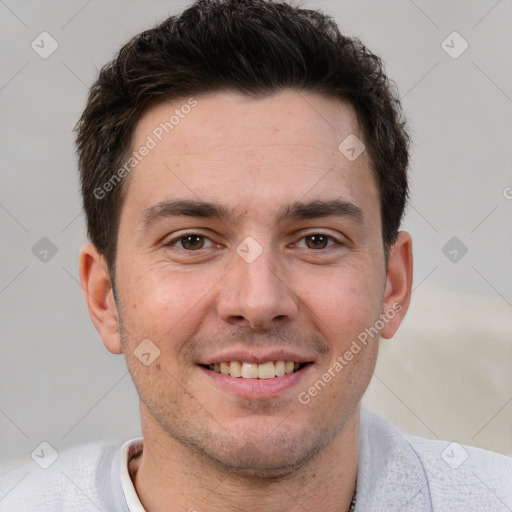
[380, 231, 413, 339]
[78, 243, 123, 354]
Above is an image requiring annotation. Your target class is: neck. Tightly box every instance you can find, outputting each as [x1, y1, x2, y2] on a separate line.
[130, 405, 360, 512]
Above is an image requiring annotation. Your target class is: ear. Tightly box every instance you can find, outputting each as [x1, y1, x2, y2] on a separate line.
[380, 231, 413, 339]
[79, 242, 122, 354]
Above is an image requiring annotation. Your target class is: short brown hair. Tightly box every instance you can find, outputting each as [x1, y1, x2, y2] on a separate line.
[75, 0, 410, 279]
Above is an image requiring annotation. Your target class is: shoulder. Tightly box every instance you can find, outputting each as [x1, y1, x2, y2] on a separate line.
[406, 433, 512, 510]
[0, 441, 124, 511]
[358, 408, 512, 511]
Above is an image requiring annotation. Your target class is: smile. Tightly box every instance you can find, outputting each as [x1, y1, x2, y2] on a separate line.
[203, 361, 308, 379]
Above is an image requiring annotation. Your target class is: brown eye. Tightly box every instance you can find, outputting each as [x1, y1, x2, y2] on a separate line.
[179, 234, 205, 250]
[304, 234, 330, 249]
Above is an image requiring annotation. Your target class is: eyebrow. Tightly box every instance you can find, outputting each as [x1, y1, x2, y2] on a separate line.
[138, 198, 364, 230]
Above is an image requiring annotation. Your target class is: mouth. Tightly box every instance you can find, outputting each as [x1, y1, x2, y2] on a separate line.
[199, 360, 311, 379]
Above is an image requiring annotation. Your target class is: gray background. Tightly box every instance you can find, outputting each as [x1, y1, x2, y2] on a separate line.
[1, 0, 511, 468]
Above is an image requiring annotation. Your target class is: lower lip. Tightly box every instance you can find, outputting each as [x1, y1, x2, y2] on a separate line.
[198, 364, 312, 399]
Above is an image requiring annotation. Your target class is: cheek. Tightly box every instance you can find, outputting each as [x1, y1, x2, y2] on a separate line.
[296, 263, 384, 344]
[116, 262, 220, 347]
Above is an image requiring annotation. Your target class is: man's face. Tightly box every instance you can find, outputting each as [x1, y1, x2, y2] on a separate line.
[112, 90, 394, 475]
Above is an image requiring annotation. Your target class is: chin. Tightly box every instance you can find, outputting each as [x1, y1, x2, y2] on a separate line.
[201, 436, 320, 480]
[175, 416, 338, 480]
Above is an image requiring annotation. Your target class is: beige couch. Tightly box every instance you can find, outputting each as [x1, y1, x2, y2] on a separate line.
[363, 284, 512, 456]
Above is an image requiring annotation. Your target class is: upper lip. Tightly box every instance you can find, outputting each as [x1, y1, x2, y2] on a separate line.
[197, 349, 315, 365]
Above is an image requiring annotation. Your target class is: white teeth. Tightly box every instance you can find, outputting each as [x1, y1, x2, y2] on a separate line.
[258, 361, 275, 379]
[220, 361, 230, 375]
[229, 361, 242, 378]
[241, 362, 258, 379]
[207, 360, 305, 378]
[275, 360, 286, 377]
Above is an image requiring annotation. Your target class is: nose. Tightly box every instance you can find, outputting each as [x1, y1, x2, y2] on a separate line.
[216, 245, 299, 331]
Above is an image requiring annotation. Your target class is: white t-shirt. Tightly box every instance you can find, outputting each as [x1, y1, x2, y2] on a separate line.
[120, 439, 145, 511]
[1, 408, 511, 511]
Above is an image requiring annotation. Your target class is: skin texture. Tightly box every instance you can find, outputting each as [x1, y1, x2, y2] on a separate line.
[79, 89, 413, 511]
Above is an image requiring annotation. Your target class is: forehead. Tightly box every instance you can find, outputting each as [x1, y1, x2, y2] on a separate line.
[133, 89, 361, 158]
[121, 89, 379, 225]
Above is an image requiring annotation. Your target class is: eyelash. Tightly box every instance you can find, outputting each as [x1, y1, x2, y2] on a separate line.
[164, 231, 342, 252]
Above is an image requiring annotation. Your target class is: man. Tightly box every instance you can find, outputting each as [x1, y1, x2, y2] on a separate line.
[1, 0, 511, 510]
